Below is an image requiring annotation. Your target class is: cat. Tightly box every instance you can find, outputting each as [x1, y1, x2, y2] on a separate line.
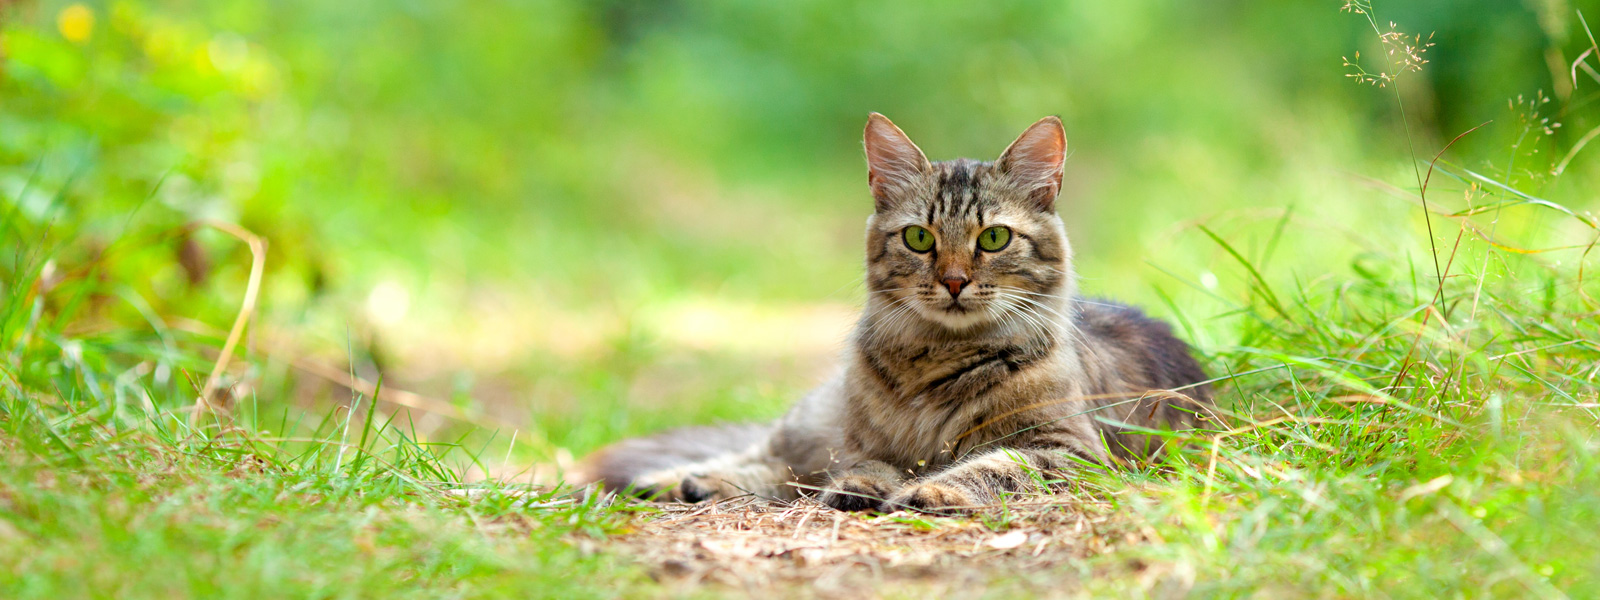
[566, 113, 1215, 513]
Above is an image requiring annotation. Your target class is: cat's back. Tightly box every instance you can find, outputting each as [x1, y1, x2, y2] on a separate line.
[1075, 299, 1209, 409]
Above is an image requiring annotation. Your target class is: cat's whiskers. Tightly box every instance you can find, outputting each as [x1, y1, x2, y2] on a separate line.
[994, 287, 1092, 346]
[993, 286, 1074, 314]
[1074, 299, 1127, 309]
[1001, 295, 1069, 324]
[987, 293, 1048, 342]
[986, 301, 1028, 341]
[992, 288, 1067, 319]
[990, 299, 1032, 340]
[1005, 299, 1057, 343]
[992, 289, 1086, 346]
[860, 295, 922, 341]
[994, 287, 1062, 300]
[861, 297, 908, 334]
[879, 301, 921, 337]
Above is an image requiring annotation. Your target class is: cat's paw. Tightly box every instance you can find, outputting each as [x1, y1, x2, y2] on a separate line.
[883, 482, 977, 514]
[629, 469, 692, 501]
[819, 475, 898, 512]
[628, 470, 735, 503]
[677, 473, 747, 503]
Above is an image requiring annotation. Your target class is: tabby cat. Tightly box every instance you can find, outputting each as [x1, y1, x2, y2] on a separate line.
[568, 114, 1214, 513]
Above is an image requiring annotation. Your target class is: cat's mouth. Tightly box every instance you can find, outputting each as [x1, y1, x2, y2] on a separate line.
[943, 299, 969, 313]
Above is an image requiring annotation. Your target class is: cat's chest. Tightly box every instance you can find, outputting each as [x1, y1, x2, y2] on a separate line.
[867, 340, 1054, 405]
[847, 340, 1061, 468]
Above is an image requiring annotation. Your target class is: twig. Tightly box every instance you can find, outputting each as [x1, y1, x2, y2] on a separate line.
[189, 220, 266, 427]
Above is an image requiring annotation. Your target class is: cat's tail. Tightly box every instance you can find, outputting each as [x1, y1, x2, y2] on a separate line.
[564, 423, 772, 496]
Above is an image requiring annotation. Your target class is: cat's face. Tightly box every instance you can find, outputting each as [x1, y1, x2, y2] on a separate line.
[862, 114, 1074, 332]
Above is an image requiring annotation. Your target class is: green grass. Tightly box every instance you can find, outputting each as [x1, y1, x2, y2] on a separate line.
[1080, 241, 1600, 596]
[0, 437, 647, 598]
[0, 255, 654, 597]
[5, 0, 1600, 597]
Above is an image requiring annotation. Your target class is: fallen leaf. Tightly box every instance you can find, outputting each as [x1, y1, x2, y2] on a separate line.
[985, 530, 1029, 550]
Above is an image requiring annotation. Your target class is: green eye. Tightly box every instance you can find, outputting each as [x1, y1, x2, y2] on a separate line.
[903, 226, 935, 252]
[978, 226, 1012, 251]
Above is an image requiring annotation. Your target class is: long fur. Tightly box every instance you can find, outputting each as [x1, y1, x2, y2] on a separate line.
[568, 114, 1214, 512]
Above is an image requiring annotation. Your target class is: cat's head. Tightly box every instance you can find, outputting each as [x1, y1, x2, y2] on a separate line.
[861, 113, 1075, 332]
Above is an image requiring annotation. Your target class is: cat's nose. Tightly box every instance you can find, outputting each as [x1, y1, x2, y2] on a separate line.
[942, 276, 970, 297]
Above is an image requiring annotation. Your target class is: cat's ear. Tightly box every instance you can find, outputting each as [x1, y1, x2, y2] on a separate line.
[863, 112, 931, 212]
[996, 116, 1067, 212]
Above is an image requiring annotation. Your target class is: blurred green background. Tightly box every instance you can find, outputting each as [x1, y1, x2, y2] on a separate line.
[4, 0, 1598, 464]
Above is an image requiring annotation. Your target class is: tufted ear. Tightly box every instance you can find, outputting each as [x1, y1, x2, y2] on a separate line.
[996, 116, 1067, 212]
[863, 113, 931, 212]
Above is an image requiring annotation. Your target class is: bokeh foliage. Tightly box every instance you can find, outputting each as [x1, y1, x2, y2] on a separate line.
[6, 0, 1600, 458]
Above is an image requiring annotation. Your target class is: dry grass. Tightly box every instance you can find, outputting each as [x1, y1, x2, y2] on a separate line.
[586, 494, 1152, 598]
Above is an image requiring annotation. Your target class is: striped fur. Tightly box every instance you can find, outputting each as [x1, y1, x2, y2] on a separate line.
[568, 114, 1214, 512]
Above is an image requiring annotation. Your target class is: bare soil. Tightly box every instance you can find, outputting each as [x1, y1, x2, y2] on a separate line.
[590, 494, 1158, 598]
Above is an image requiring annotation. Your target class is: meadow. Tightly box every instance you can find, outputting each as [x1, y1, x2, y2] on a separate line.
[3, 0, 1600, 596]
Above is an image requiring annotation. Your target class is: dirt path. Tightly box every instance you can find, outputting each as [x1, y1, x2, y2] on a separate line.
[595, 495, 1152, 598]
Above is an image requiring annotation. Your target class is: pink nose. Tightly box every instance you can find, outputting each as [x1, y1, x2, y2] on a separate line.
[942, 277, 969, 297]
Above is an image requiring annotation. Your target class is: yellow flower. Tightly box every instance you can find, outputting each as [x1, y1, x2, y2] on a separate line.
[58, 4, 96, 44]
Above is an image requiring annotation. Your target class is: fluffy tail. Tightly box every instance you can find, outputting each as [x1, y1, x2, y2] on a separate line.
[565, 423, 772, 495]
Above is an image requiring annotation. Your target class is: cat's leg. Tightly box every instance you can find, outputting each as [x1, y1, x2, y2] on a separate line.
[631, 442, 798, 502]
[818, 460, 909, 512]
[678, 445, 799, 501]
[632, 375, 849, 503]
[633, 408, 841, 502]
[882, 444, 1099, 513]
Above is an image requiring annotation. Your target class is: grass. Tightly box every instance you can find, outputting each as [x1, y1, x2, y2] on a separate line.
[0, 244, 653, 597]
[1087, 242, 1600, 596]
[0, 438, 644, 598]
[5, 0, 1600, 597]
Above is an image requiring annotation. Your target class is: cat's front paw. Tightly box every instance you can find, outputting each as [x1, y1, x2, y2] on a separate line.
[630, 469, 691, 501]
[677, 473, 746, 503]
[883, 482, 977, 514]
[629, 470, 737, 503]
[820, 475, 898, 512]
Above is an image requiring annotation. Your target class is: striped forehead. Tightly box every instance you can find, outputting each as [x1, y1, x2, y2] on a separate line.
[922, 159, 997, 227]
